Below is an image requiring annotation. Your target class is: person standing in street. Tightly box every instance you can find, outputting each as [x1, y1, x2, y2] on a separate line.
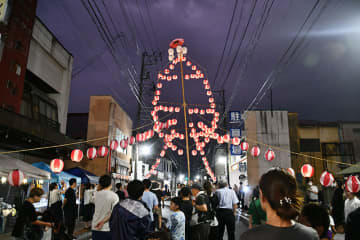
[299, 204, 331, 240]
[167, 197, 186, 240]
[151, 181, 164, 230]
[91, 175, 119, 240]
[240, 168, 319, 240]
[345, 206, 360, 240]
[331, 181, 345, 228]
[141, 179, 159, 231]
[115, 183, 126, 201]
[344, 190, 360, 221]
[63, 178, 77, 239]
[215, 180, 238, 240]
[307, 181, 319, 203]
[83, 183, 95, 229]
[248, 186, 266, 229]
[110, 180, 151, 240]
[48, 182, 64, 226]
[203, 181, 219, 240]
[190, 183, 211, 240]
[179, 187, 193, 240]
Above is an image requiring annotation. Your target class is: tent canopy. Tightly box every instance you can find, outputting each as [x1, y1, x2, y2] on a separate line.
[32, 162, 81, 183]
[0, 156, 50, 180]
[337, 165, 360, 175]
[65, 167, 98, 183]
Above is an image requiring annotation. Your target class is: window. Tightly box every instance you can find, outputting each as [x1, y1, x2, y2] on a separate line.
[300, 139, 321, 152]
[38, 99, 58, 122]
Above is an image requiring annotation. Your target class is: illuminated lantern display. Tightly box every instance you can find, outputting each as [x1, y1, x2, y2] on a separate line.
[210, 103, 216, 108]
[192, 65, 197, 70]
[287, 168, 295, 177]
[301, 164, 314, 178]
[50, 159, 64, 173]
[160, 150, 166, 157]
[194, 108, 199, 114]
[71, 149, 83, 162]
[200, 73, 204, 78]
[169, 64, 175, 70]
[232, 137, 240, 145]
[200, 150, 205, 156]
[8, 170, 25, 187]
[167, 76, 172, 81]
[86, 147, 97, 160]
[152, 100, 157, 106]
[320, 171, 334, 187]
[209, 98, 214, 103]
[164, 106, 169, 112]
[159, 132, 164, 138]
[185, 74, 190, 80]
[98, 146, 109, 158]
[240, 142, 249, 151]
[180, 134, 185, 140]
[155, 90, 160, 96]
[120, 139, 128, 149]
[196, 70, 201, 75]
[192, 150, 197, 156]
[188, 109, 194, 115]
[189, 122, 194, 128]
[175, 107, 181, 112]
[169, 106, 174, 112]
[172, 145, 177, 151]
[158, 73, 162, 79]
[157, 83, 162, 89]
[190, 74, 195, 79]
[164, 69, 170, 74]
[345, 176, 360, 193]
[223, 134, 230, 143]
[250, 146, 260, 157]
[178, 149, 184, 155]
[217, 136, 224, 144]
[203, 79, 209, 85]
[207, 91, 212, 96]
[172, 119, 178, 125]
[186, 61, 192, 66]
[172, 75, 178, 80]
[264, 149, 275, 161]
[154, 106, 160, 111]
[154, 96, 160, 101]
[136, 133, 142, 142]
[200, 109, 205, 115]
[110, 140, 118, 151]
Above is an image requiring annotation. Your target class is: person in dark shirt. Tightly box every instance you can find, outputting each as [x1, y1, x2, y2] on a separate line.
[240, 168, 319, 240]
[345, 206, 360, 240]
[331, 182, 345, 227]
[12, 188, 53, 239]
[115, 183, 126, 201]
[299, 204, 331, 240]
[63, 178, 77, 239]
[179, 187, 193, 240]
[151, 181, 164, 229]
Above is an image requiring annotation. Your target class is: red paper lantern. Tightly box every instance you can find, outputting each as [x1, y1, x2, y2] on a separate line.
[196, 70, 201, 75]
[190, 74, 195, 79]
[152, 100, 157, 106]
[178, 149, 184, 155]
[209, 98, 214, 103]
[320, 171, 334, 187]
[188, 109, 194, 115]
[129, 136, 136, 145]
[110, 140, 118, 151]
[157, 73, 162, 79]
[169, 64, 175, 70]
[87, 147, 97, 160]
[217, 136, 224, 144]
[164, 69, 170, 74]
[194, 108, 199, 114]
[159, 132, 164, 138]
[97, 146, 108, 158]
[172, 75, 178, 80]
[50, 159, 64, 173]
[206, 91, 212, 96]
[301, 164, 314, 178]
[169, 106, 174, 112]
[214, 112, 220, 117]
[192, 65, 197, 70]
[120, 139, 128, 149]
[287, 168, 295, 177]
[8, 170, 25, 186]
[186, 61, 192, 66]
[180, 134, 185, 140]
[345, 176, 360, 193]
[251, 146, 260, 157]
[175, 107, 181, 112]
[160, 150, 166, 157]
[189, 122, 194, 128]
[192, 150, 197, 156]
[203, 79, 209, 85]
[185, 74, 190, 80]
[71, 149, 83, 162]
[264, 149, 275, 161]
[240, 142, 249, 151]
[205, 84, 210, 90]
[210, 103, 216, 108]
[200, 150, 205, 156]
[232, 137, 240, 145]
[157, 83, 162, 89]
[200, 109, 205, 115]
[172, 145, 177, 151]
[167, 76, 172, 81]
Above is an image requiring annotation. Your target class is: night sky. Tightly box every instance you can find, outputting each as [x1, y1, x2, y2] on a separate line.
[36, 0, 360, 123]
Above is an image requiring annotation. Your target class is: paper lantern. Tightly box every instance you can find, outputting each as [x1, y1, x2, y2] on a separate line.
[287, 168, 295, 177]
[152, 100, 157, 106]
[175, 107, 181, 112]
[200, 73, 204, 78]
[8, 170, 25, 187]
[157, 83, 162, 89]
[188, 109, 194, 115]
[136, 133, 143, 142]
[217, 136, 224, 144]
[206, 91, 212, 96]
[169, 106, 174, 112]
[185, 74, 190, 80]
[50, 159, 64, 173]
[97, 146, 108, 158]
[87, 147, 97, 160]
[158, 73, 162, 79]
[164, 69, 169, 74]
[200, 109, 205, 115]
[192, 150, 197, 156]
[178, 149, 184, 155]
[210, 103, 216, 108]
[232, 137, 240, 145]
[172, 75, 178, 80]
[160, 150, 166, 157]
[200, 150, 205, 156]
[301, 164, 314, 178]
[189, 122, 194, 128]
[203, 79, 209, 85]
[159, 132, 164, 138]
[192, 65, 197, 70]
[169, 64, 175, 70]
[172, 145, 177, 151]
[180, 134, 185, 140]
[264, 149, 275, 161]
[186, 61, 192, 66]
[129, 136, 136, 145]
[320, 171, 334, 187]
[194, 108, 199, 114]
[251, 146, 260, 157]
[240, 142, 249, 152]
[190, 74, 195, 79]
[110, 140, 118, 151]
[209, 98, 214, 103]
[167, 76, 172, 81]
[120, 139, 128, 149]
[345, 176, 360, 193]
[71, 149, 83, 162]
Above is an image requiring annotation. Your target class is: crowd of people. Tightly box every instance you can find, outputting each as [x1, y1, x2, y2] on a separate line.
[10, 168, 360, 240]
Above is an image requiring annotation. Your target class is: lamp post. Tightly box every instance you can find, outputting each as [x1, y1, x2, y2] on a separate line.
[135, 143, 152, 180]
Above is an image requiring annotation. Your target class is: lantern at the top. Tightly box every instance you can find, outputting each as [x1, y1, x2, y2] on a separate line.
[71, 149, 83, 162]
[301, 164, 314, 178]
[50, 159, 64, 173]
[250, 146, 260, 157]
[240, 142, 249, 151]
[345, 175, 360, 193]
[87, 147, 97, 160]
[264, 149, 275, 161]
[320, 171, 334, 187]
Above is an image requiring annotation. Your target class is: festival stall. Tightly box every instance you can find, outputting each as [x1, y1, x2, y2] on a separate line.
[65, 167, 99, 184]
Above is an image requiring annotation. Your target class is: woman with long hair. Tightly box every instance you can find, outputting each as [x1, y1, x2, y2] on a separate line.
[240, 168, 319, 240]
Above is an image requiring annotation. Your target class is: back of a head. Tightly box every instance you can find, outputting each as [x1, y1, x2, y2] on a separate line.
[30, 187, 44, 198]
[171, 197, 182, 207]
[128, 180, 145, 200]
[116, 182, 122, 190]
[69, 178, 76, 186]
[143, 179, 152, 189]
[218, 180, 228, 189]
[49, 183, 58, 191]
[301, 203, 330, 238]
[259, 168, 301, 221]
[99, 175, 112, 189]
[203, 181, 213, 195]
[180, 186, 191, 198]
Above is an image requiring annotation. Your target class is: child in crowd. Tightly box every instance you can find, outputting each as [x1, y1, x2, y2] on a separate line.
[299, 203, 331, 240]
[167, 197, 186, 240]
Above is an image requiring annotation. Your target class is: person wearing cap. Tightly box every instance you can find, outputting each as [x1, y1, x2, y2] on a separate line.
[215, 180, 239, 240]
[191, 183, 211, 240]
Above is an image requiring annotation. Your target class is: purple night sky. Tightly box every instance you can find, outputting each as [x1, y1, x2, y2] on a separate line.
[36, 0, 360, 122]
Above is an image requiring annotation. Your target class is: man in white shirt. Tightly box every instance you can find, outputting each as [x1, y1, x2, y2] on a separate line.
[308, 181, 319, 203]
[344, 190, 360, 221]
[141, 179, 158, 230]
[92, 175, 119, 240]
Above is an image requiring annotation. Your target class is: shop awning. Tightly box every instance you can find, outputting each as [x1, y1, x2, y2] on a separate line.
[65, 167, 98, 183]
[0, 156, 51, 180]
[337, 165, 360, 175]
[32, 162, 81, 183]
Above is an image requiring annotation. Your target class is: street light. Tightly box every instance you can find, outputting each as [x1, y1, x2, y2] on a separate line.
[217, 156, 227, 164]
[195, 175, 200, 181]
[140, 144, 152, 156]
[179, 174, 185, 182]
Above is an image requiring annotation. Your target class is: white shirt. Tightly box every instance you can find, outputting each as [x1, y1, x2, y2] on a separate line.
[344, 197, 360, 221]
[84, 189, 96, 205]
[309, 185, 319, 201]
[215, 188, 239, 209]
[329, 215, 335, 231]
[49, 189, 62, 205]
[91, 190, 119, 231]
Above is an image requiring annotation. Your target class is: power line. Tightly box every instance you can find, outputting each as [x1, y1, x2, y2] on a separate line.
[144, 0, 160, 51]
[135, 0, 155, 51]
